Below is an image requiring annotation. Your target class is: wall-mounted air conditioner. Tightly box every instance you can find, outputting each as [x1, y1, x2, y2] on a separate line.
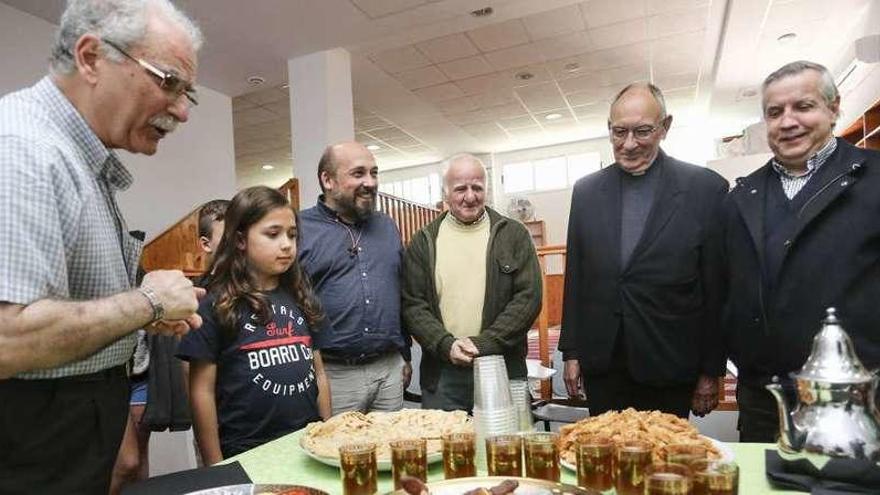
[836, 34, 880, 96]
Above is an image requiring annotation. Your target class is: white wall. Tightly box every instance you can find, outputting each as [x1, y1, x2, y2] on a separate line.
[117, 85, 237, 240]
[378, 152, 495, 208]
[380, 138, 614, 248]
[380, 160, 442, 182]
[0, 3, 237, 242]
[0, 4, 56, 95]
[707, 153, 773, 187]
[492, 138, 613, 247]
[836, 0, 880, 125]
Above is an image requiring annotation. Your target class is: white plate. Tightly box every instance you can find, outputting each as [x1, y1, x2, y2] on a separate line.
[185, 484, 327, 495]
[299, 436, 442, 472]
[560, 436, 735, 472]
[710, 437, 735, 462]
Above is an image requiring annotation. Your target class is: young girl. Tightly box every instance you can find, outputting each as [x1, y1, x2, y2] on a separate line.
[177, 186, 330, 464]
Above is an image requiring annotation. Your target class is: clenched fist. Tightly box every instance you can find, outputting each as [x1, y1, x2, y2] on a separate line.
[140, 270, 205, 335]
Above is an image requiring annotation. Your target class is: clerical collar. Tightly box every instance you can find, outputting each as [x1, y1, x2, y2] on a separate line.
[621, 152, 662, 177]
[448, 209, 487, 227]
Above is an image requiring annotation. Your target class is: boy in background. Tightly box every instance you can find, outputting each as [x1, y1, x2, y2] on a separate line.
[196, 199, 230, 286]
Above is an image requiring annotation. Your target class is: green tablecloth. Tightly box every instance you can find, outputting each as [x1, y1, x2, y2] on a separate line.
[226, 430, 800, 494]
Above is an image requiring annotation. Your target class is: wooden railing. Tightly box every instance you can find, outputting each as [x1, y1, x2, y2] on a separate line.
[278, 178, 300, 210]
[535, 244, 566, 399]
[142, 179, 301, 275]
[142, 179, 438, 275]
[377, 192, 442, 245]
[140, 207, 206, 276]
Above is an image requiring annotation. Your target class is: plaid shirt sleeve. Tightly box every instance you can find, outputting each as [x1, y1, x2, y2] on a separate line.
[0, 135, 72, 305]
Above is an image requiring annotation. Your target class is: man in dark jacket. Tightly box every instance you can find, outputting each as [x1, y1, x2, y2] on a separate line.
[722, 60, 880, 442]
[559, 83, 729, 418]
[402, 154, 542, 411]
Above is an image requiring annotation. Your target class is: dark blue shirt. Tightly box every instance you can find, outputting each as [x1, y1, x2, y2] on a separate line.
[176, 288, 321, 458]
[298, 199, 408, 359]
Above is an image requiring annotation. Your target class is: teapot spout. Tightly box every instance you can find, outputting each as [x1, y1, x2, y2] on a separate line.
[765, 379, 804, 452]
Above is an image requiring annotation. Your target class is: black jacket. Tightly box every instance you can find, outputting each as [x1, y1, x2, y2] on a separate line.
[558, 151, 729, 386]
[722, 139, 880, 385]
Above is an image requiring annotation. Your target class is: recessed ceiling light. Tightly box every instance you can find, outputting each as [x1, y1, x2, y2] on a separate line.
[563, 63, 581, 73]
[514, 71, 534, 81]
[544, 113, 563, 121]
[470, 7, 493, 17]
[247, 75, 266, 86]
[777, 32, 797, 44]
[280, 83, 289, 89]
[741, 88, 758, 98]
[366, 144, 381, 151]
[261, 164, 274, 170]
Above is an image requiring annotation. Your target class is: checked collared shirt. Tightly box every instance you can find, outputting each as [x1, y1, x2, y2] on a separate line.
[0, 77, 141, 379]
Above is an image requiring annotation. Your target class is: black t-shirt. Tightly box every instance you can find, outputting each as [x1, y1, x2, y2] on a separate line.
[177, 287, 321, 457]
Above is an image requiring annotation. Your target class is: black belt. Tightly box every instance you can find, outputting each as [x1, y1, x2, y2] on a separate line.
[1, 365, 128, 388]
[47, 365, 128, 383]
[321, 350, 394, 366]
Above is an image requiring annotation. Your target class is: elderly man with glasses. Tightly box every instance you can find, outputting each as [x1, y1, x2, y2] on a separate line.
[0, 0, 204, 492]
[558, 82, 729, 418]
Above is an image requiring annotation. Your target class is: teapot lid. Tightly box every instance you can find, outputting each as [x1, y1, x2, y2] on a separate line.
[793, 308, 875, 383]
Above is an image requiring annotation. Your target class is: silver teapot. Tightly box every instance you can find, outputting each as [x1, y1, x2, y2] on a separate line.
[766, 308, 880, 466]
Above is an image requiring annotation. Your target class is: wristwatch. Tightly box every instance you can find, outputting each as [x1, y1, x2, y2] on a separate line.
[138, 285, 165, 323]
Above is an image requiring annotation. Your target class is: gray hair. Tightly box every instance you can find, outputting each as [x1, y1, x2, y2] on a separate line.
[441, 153, 487, 194]
[761, 60, 839, 111]
[609, 82, 668, 121]
[50, 0, 203, 75]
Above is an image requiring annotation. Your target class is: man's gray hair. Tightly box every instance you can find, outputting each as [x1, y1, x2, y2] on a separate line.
[761, 60, 839, 110]
[441, 153, 487, 193]
[50, 0, 203, 75]
[609, 82, 668, 121]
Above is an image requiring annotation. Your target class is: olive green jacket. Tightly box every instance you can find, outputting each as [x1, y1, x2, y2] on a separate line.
[401, 207, 542, 393]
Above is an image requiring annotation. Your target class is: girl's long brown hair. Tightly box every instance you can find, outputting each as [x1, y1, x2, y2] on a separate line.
[207, 186, 323, 342]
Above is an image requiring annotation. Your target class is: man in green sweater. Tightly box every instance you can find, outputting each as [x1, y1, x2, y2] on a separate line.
[402, 154, 542, 411]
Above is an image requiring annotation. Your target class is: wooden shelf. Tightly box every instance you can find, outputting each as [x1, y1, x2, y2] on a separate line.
[524, 219, 546, 246]
[840, 98, 880, 150]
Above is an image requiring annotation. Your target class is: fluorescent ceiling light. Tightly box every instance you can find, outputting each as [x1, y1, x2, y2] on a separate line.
[777, 33, 797, 45]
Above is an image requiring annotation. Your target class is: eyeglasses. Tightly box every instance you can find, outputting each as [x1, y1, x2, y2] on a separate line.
[609, 123, 663, 142]
[103, 39, 198, 107]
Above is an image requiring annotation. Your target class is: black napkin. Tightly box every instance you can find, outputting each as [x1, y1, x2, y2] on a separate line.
[121, 461, 251, 495]
[765, 449, 880, 494]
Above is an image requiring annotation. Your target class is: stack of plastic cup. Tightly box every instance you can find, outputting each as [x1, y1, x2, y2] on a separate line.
[473, 356, 518, 467]
[509, 379, 533, 432]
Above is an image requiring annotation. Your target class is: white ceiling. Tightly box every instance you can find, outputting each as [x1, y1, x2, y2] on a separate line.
[3, 0, 876, 185]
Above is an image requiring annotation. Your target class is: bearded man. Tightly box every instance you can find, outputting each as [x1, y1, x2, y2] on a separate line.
[298, 141, 411, 415]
